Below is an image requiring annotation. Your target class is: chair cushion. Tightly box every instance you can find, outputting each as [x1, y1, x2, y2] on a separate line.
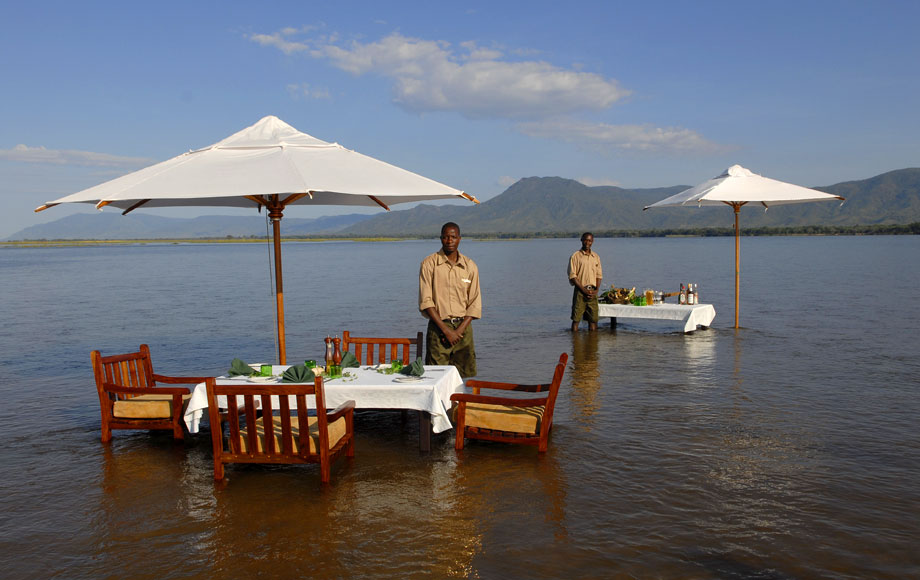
[113, 393, 191, 419]
[460, 402, 546, 434]
[238, 415, 348, 455]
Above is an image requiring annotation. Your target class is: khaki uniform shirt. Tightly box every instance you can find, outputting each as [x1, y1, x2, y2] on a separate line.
[568, 250, 603, 287]
[419, 250, 482, 320]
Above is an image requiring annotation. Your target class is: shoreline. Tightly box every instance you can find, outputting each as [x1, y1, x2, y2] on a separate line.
[2, 223, 919, 248]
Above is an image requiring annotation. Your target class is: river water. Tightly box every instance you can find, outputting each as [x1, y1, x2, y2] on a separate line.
[0, 236, 917, 579]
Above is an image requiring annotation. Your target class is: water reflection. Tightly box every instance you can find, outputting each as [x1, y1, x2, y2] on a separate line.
[451, 446, 568, 575]
[98, 440, 213, 576]
[680, 331, 717, 391]
[568, 332, 601, 429]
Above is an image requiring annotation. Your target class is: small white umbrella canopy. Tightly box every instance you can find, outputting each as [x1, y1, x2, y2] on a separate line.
[37, 115, 479, 362]
[644, 165, 844, 328]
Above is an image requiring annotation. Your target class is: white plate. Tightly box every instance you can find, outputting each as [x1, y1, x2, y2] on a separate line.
[392, 375, 424, 383]
[248, 375, 278, 383]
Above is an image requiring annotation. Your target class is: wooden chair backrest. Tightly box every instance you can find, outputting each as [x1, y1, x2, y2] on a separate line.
[342, 331, 423, 365]
[540, 352, 569, 432]
[206, 378, 329, 460]
[91, 344, 156, 401]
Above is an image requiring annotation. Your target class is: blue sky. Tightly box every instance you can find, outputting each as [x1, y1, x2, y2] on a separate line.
[2, 0, 918, 238]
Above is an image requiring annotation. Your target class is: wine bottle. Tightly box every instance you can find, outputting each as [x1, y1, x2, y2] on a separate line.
[324, 336, 333, 371]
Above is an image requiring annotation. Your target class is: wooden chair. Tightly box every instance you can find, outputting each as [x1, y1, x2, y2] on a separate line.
[205, 377, 355, 483]
[450, 353, 568, 453]
[92, 344, 209, 442]
[342, 330, 423, 365]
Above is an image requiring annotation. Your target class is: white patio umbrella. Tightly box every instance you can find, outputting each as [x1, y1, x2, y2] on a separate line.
[36, 115, 479, 362]
[644, 164, 844, 328]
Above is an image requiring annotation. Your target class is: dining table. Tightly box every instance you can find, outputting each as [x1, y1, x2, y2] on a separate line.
[598, 302, 716, 333]
[184, 364, 464, 452]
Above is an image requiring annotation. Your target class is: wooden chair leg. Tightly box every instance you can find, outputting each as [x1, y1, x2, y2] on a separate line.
[346, 415, 355, 458]
[453, 403, 466, 451]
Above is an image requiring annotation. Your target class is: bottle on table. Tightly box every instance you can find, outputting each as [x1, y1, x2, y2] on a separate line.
[688, 283, 696, 305]
[679, 283, 687, 305]
[332, 336, 342, 377]
[324, 336, 333, 373]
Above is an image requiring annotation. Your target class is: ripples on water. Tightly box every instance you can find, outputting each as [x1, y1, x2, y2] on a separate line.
[1, 236, 918, 578]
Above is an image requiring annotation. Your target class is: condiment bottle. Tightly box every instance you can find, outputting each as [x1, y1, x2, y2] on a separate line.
[332, 336, 342, 377]
[679, 283, 686, 305]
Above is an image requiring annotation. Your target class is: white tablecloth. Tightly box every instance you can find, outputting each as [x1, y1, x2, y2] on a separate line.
[598, 303, 716, 333]
[184, 365, 464, 434]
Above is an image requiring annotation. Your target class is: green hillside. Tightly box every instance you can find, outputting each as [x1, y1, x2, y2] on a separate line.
[344, 168, 920, 236]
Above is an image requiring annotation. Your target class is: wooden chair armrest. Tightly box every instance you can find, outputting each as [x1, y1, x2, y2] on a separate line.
[152, 374, 210, 384]
[464, 379, 547, 393]
[103, 383, 190, 396]
[326, 400, 356, 421]
[450, 392, 548, 407]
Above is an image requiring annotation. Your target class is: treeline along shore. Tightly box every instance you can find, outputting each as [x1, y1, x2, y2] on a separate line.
[4, 223, 918, 248]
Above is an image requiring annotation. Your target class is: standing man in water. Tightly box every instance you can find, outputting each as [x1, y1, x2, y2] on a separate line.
[568, 232, 603, 331]
[418, 222, 481, 378]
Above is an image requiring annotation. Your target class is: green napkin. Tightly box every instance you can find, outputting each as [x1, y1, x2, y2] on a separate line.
[282, 364, 316, 383]
[400, 357, 425, 377]
[340, 351, 359, 368]
[229, 358, 258, 376]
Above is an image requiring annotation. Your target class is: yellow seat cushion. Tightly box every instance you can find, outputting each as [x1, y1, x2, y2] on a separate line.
[113, 393, 191, 419]
[238, 415, 347, 455]
[460, 402, 545, 434]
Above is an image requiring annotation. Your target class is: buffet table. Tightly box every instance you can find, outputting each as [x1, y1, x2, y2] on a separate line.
[598, 303, 715, 333]
[184, 365, 464, 452]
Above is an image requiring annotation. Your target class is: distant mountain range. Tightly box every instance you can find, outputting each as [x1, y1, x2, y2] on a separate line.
[342, 168, 920, 236]
[8, 168, 920, 241]
[7, 212, 371, 241]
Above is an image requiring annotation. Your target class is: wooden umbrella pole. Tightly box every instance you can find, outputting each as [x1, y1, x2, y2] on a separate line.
[268, 202, 287, 364]
[734, 203, 741, 329]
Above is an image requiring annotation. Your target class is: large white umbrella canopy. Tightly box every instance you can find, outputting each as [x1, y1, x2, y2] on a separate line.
[644, 165, 844, 328]
[38, 115, 476, 211]
[36, 115, 479, 361]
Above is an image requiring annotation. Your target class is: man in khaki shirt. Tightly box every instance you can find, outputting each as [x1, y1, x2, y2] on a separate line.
[419, 222, 481, 378]
[568, 232, 603, 331]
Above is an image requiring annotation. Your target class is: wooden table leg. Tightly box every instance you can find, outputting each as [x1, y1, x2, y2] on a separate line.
[610, 316, 617, 329]
[418, 411, 431, 453]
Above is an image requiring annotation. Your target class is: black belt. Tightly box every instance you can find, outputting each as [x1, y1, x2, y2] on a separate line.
[443, 317, 465, 325]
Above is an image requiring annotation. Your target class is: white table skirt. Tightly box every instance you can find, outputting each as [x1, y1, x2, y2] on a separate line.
[598, 303, 716, 333]
[184, 365, 464, 434]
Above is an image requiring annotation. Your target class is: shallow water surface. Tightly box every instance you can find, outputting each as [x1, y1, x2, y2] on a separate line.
[0, 236, 918, 578]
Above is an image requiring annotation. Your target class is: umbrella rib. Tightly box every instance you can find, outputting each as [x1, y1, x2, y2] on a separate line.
[280, 193, 310, 206]
[368, 196, 391, 211]
[121, 199, 151, 215]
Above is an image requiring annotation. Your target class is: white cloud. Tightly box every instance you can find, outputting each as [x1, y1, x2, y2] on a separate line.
[250, 32, 311, 55]
[251, 31, 629, 119]
[576, 176, 624, 187]
[250, 29, 729, 155]
[0, 144, 155, 167]
[286, 83, 332, 100]
[515, 118, 731, 155]
[497, 175, 518, 187]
